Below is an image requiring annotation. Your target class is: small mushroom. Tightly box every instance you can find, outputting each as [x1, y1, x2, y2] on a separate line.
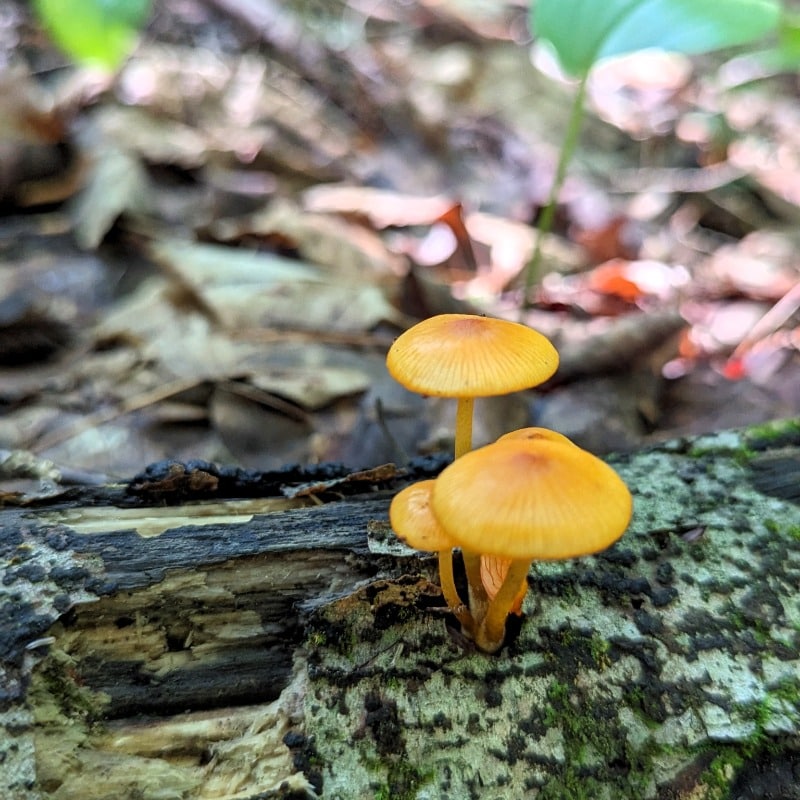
[431, 437, 632, 652]
[480, 429, 578, 616]
[389, 480, 474, 633]
[496, 426, 575, 446]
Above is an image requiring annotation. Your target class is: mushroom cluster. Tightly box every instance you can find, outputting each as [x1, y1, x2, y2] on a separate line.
[386, 315, 632, 653]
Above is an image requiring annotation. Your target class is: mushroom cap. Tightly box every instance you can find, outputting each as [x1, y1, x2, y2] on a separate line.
[480, 554, 528, 615]
[389, 480, 455, 552]
[497, 427, 575, 446]
[386, 314, 559, 398]
[430, 438, 632, 560]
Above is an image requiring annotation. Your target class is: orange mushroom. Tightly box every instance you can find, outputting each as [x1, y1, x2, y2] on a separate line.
[479, 427, 578, 614]
[389, 480, 474, 633]
[387, 315, 558, 623]
[496, 426, 575, 446]
[431, 437, 632, 652]
[386, 314, 559, 459]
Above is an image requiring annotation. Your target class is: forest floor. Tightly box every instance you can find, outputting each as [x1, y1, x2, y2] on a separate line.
[1, 0, 799, 490]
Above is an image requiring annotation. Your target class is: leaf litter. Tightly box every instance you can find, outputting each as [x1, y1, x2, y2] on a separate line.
[1, 0, 799, 492]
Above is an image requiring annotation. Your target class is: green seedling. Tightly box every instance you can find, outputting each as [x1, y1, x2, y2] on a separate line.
[523, 0, 782, 304]
[34, 0, 152, 70]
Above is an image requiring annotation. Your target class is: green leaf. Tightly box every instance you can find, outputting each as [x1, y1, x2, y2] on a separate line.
[532, 0, 782, 77]
[750, 12, 800, 71]
[34, 0, 151, 70]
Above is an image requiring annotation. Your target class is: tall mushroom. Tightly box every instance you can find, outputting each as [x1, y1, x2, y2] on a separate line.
[386, 314, 559, 620]
[386, 314, 559, 459]
[430, 437, 632, 653]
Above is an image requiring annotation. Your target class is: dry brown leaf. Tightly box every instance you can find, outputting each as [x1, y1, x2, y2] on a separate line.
[209, 199, 407, 278]
[249, 365, 371, 410]
[210, 384, 311, 469]
[302, 185, 454, 228]
[729, 137, 800, 222]
[118, 44, 354, 180]
[706, 231, 800, 301]
[0, 67, 64, 143]
[148, 238, 320, 290]
[588, 51, 692, 138]
[71, 142, 150, 249]
[94, 105, 209, 169]
[539, 261, 689, 316]
[206, 280, 405, 333]
[94, 278, 262, 381]
[554, 309, 687, 382]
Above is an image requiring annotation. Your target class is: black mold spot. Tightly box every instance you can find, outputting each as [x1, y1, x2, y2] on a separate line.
[49, 565, 91, 587]
[600, 548, 638, 568]
[283, 732, 324, 795]
[633, 610, 663, 636]
[363, 691, 404, 756]
[656, 562, 675, 585]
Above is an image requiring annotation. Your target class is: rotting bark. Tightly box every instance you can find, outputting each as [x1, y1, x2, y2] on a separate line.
[1, 419, 800, 800]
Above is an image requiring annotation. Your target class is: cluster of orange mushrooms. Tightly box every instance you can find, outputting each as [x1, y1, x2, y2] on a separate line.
[386, 314, 633, 653]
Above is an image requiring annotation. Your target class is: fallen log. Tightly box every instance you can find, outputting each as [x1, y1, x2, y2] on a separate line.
[1, 420, 799, 799]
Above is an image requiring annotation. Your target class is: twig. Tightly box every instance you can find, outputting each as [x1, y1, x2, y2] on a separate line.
[30, 377, 203, 453]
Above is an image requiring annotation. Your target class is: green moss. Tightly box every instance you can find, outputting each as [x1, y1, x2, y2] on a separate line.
[702, 748, 745, 800]
[696, 677, 800, 799]
[687, 443, 754, 464]
[363, 758, 432, 800]
[745, 418, 800, 447]
[590, 634, 611, 671]
[762, 519, 800, 541]
[30, 647, 109, 728]
[752, 676, 800, 737]
[537, 678, 662, 799]
[540, 771, 605, 800]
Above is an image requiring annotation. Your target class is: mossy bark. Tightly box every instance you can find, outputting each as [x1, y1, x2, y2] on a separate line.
[1, 420, 799, 799]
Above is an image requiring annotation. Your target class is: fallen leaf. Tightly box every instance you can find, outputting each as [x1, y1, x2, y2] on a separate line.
[148, 238, 321, 289]
[207, 281, 406, 333]
[71, 142, 150, 249]
[250, 365, 371, 410]
[302, 184, 454, 228]
[209, 198, 407, 278]
[283, 463, 404, 499]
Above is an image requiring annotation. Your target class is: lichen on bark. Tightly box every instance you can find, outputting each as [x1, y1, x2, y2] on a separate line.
[3, 421, 799, 799]
[305, 423, 800, 799]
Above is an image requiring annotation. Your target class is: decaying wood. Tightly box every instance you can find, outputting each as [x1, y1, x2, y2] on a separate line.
[1, 421, 800, 799]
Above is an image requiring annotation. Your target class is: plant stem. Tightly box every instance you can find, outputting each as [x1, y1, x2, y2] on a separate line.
[454, 397, 474, 459]
[521, 73, 589, 311]
[475, 558, 532, 653]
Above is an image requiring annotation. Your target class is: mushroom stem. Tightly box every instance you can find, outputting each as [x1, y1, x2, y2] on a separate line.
[453, 398, 486, 625]
[438, 549, 475, 634]
[454, 397, 474, 459]
[475, 558, 532, 653]
[462, 548, 489, 625]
